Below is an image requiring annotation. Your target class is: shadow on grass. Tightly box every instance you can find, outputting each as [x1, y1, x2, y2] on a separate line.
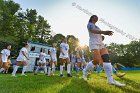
[117, 78, 140, 93]
[58, 78, 111, 93]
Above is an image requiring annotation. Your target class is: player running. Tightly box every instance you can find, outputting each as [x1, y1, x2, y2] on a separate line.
[82, 15, 126, 86]
[11, 43, 29, 77]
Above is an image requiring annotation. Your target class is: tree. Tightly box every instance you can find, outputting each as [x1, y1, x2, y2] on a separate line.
[67, 35, 79, 52]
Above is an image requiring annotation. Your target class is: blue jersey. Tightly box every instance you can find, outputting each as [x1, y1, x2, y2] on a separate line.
[70, 54, 75, 62]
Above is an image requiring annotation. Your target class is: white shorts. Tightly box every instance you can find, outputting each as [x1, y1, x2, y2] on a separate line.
[59, 55, 69, 59]
[59, 53, 69, 59]
[89, 43, 105, 50]
[51, 58, 57, 62]
[2, 61, 7, 63]
[1, 60, 7, 63]
[38, 60, 46, 64]
[16, 56, 27, 61]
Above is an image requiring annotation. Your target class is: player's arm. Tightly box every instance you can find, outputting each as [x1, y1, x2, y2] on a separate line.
[22, 51, 29, 60]
[89, 29, 113, 35]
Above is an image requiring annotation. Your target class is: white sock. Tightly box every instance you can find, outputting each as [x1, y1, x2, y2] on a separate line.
[67, 64, 71, 74]
[60, 65, 63, 74]
[35, 66, 40, 73]
[48, 67, 50, 75]
[12, 66, 19, 75]
[0, 68, 5, 73]
[72, 67, 74, 71]
[43, 66, 47, 74]
[83, 61, 94, 72]
[22, 66, 27, 75]
[52, 63, 55, 73]
[103, 62, 114, 83]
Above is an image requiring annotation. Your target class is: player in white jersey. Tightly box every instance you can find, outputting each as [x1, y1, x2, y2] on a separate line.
[34, 48, 48, 75]
[49, 43, 57, 75]
[0, 45, 11, 73]
[59, 38, 72, 77]
[83, 15, 126, 87]
[12, 43, 29, 77]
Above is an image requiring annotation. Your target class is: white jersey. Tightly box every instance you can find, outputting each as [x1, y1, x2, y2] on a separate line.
[49, 47, 57, 58]
[87, 22, 103, 45]
[1, 49, 10, 62]
[39, 52, 46, 63]
[17, 47, 28, 61]
[49, 47, 57, 61]
[59, 43, 69, 58]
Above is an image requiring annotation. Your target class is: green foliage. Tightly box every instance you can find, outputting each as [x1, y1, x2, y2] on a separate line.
[107, 40, 140, 67]
[0, 0, 52, 55]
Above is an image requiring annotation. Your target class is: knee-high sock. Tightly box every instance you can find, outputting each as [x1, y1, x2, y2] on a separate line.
[60, 65, 63, 74]
[22, 66, 27, 75]
[83, 61, 94, 72]
[12, 66, 19, 75]
[47, 66, 50, 75]
[52, 63, 55, 73]
[112, 65, 117, 74]
[42, 66, 47, 74]
[97, 65, 101, 75]
[75, 65, 79, 73]
[0, 68, 5, 73]
[67, 64, 71, 74]
[103, 63, 114, 83]
[35, 66, 40, 73]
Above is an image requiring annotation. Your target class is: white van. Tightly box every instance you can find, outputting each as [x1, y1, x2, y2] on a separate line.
[26, 42, 51, 72]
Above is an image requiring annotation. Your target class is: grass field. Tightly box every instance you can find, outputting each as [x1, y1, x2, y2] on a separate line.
[0, 71, 140, 93]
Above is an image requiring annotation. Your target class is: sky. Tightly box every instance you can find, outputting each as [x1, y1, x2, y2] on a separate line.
[13, 0, 140, 45]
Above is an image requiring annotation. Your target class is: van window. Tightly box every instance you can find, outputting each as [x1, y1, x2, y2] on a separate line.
[30, 46, 41, 53]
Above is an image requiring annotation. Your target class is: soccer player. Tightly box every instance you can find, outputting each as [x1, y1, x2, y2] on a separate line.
[34, 48, 48, 75]
[59, 38, 72, 77]
[76, 47, 81, 73]
[11, 43, 29, 77]
[70, 50, 76, 72]
[49, 43, 57, 75]
[83, 15, 126, 86]
[0, 45, 11, 73]
[76, 47, 86, 72]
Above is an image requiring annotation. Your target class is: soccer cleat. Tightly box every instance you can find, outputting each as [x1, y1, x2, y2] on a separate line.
[11, 74, 17, 77]
[60, 74, 64, 77]
[109, 80, 126, 87]
[83, 70, 88, 80]
[67, 74, 72, 77]
[117, 73, 126, 78]
[21, 74, 27, 76]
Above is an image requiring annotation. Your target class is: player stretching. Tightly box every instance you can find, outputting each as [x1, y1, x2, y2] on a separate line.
[59, 38, 72, 77]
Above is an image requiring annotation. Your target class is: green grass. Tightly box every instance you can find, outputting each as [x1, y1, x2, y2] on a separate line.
[0, 71, 140, 93]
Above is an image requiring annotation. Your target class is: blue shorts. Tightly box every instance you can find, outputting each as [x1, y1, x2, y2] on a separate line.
[81, 58, 85, 63]
[77, 58, 81, 62]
